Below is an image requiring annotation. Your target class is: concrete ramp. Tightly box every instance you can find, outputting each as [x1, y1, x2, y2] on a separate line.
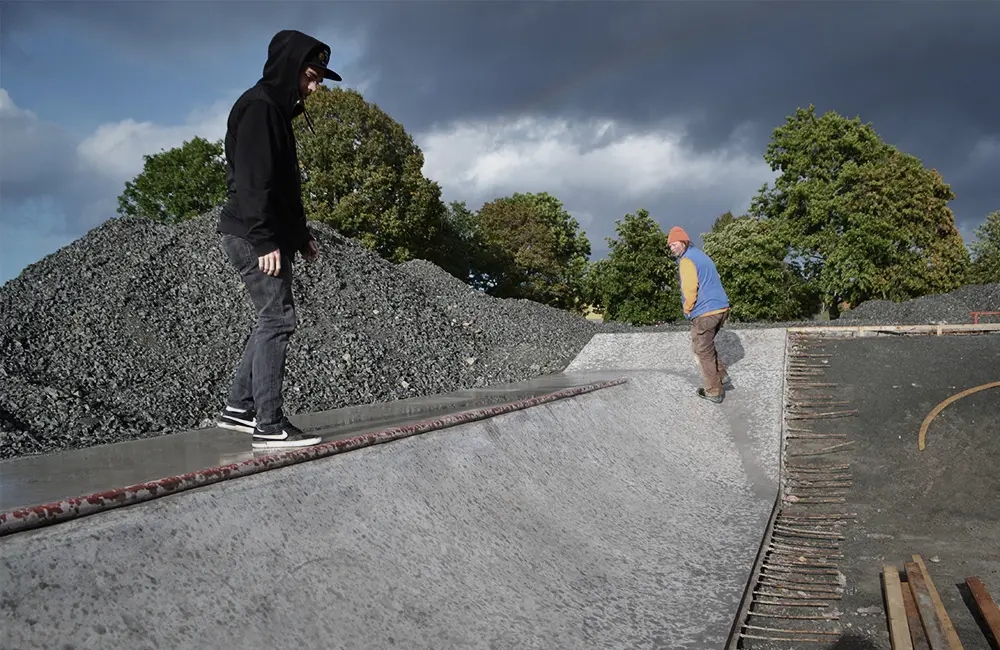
[0, 329, 785, 649]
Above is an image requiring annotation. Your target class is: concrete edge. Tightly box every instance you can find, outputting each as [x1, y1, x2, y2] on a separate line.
[785, 323, 1000, 336]
[725, 329, 792, 649]
[0, 378, 629, 539]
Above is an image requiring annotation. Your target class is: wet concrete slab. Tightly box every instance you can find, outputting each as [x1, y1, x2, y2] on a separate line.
[0, 329, 785, 649]
[0, 372, 623, 514]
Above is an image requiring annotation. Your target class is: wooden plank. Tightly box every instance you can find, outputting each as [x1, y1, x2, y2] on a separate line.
[902, 579, 932, 650]
[967, 576, 1000, 649]
[913, 555, 964, 650]
[884, 565, 914, 650]
[906, 561, 950, 649]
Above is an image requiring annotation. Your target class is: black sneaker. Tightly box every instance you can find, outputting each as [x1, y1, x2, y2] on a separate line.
[697, 387, 724, 404]
[252, 418, 322, 449]
[217, 406, 257, 433]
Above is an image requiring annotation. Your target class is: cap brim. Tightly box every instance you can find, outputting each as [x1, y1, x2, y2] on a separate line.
[323, 67, 342, 82]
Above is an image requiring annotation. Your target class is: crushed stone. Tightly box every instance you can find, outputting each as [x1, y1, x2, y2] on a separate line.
[1, 209, 995, 460]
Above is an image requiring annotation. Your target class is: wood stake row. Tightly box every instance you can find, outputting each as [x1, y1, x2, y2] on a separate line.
[738, 334, 854, 646]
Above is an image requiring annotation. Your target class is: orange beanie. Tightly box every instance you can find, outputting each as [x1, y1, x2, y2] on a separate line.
[667, 226, 690, 244]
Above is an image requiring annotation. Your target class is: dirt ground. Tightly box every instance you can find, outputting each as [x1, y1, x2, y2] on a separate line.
[737, 333, 1000, 649]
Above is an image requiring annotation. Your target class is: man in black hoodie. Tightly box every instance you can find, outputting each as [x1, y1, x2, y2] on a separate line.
[215, 29, 341, 449]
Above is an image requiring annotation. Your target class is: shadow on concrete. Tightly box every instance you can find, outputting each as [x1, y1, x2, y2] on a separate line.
[717, 329, 747, 369]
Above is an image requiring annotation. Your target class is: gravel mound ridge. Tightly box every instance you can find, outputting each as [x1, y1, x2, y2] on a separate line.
[400, 259, 636, 370]
[839, 283, 1000, 324]
[0, 209, 625, 460]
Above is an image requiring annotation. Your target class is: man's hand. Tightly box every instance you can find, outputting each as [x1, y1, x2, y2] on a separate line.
[302, 239, 319, 262]
[258, 249, 282, 276]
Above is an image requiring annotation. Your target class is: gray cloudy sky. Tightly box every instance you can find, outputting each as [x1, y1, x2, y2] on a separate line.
[2, 1, 997, 283]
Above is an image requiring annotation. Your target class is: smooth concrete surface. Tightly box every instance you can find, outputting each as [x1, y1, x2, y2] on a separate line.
[566, 328, 784, 374]
[0, 372, 623, 513]
[0, 330, 785, 649]
[565, 328, 787, 486]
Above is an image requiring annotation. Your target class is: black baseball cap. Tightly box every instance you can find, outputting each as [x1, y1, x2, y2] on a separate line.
[305, 45, 342, 82]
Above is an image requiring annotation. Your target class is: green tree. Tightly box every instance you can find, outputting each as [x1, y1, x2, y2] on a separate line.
[828, 150, 969, 302]
[116, 136, 226, 224]
[711, 210, 738, 232]
[434, 200, 484, 284]
[294, 86, 461, 272]
[968, 210, 1000, 284]
[750, 105, 969, 313]
[702, 215, 818, 322]
[586, 209, 681, 325]
[473, 192, 591, 310]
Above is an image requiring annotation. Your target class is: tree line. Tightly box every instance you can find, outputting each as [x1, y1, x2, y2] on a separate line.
[117, 89, 999, 325]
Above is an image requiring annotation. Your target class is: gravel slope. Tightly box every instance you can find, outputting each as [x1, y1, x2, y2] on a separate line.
[1, 209, 995, 460]
[0, 210, 629, 459]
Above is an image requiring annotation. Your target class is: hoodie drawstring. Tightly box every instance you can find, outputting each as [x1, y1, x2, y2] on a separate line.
[302, 104, 317, 135]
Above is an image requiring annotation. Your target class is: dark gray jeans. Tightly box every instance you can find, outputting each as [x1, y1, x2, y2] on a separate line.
[219, 234, 297, 429]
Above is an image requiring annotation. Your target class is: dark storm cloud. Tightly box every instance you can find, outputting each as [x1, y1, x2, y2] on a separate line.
[11, 1, 997, 157]
[347, 1, 999, 233]
[4, 0, 997, 238]
[0, 1, 354, 61]
[348, 2, 999, 140]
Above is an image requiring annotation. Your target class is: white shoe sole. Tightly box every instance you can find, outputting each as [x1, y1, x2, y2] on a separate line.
[218, 420, 256, 433]
[251, 436, 322, 449]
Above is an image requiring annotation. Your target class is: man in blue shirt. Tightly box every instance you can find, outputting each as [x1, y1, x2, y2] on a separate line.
[668, 226, 731, 403]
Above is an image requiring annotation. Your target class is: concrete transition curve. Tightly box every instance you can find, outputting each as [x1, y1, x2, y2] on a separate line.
[0, 329, 786, 649]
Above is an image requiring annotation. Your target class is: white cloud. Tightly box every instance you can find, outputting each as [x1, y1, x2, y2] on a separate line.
[0, 89, 78, 195]
[3, 85, 776, 284]
[76, 99, 230, 181]
[415, 115, 776, 252]
[1, 87, 231, 218]
[2, 88, 231, 196]
[0, 88, 234, 284]
[418, 115, 772, 203]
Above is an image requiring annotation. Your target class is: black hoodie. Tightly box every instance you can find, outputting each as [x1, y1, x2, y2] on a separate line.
[217, 30, 331, 257]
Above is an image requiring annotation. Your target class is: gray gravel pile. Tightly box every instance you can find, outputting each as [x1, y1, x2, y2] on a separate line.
[400, 259, 636, 371]
[839, 283, 1000, 324]
[0, 209, 620, 460]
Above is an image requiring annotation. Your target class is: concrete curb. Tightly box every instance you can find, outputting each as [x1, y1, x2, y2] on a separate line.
[786, 323, 1000, 337]
[0, 378, 628, 538]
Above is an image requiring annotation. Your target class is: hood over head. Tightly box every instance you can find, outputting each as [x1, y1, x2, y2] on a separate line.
[259, 29, 341, 119]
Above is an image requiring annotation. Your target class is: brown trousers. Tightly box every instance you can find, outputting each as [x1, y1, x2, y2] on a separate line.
[690, 309, 729, 395]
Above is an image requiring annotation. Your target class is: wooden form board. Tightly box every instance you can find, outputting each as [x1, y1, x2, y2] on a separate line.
[882, 557, 965, 650]
[912, 555, 964, 650]
[902, 584, 932, 650]
[884, 565, 914, 650]
[905, 561, 953, 649]
[967, 577, 1000, 649]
